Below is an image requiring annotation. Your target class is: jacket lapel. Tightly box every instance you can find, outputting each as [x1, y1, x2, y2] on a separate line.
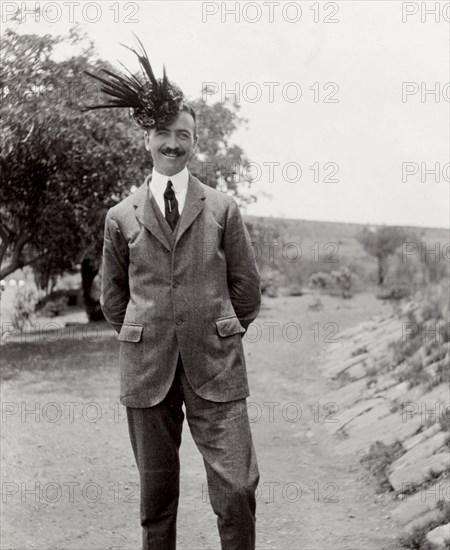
[133, 175, 172, 252]
[175, 173, 205, 245]
[133, 172, 205, 251]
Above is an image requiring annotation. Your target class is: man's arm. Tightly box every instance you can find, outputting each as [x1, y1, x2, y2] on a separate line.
[100, 209, 130, 333]
[222, 198, 261, 332]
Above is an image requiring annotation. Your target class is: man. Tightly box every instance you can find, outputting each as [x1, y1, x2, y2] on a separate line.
[85, 39, 261, 549]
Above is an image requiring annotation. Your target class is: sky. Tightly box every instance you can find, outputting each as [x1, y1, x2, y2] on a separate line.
[4, 0, 449, 228]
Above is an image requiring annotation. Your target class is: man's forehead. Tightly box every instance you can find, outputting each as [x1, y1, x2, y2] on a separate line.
[155, 112, 195, 132]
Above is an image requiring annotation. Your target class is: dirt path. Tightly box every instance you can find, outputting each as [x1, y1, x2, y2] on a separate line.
[1, 293, 405, 549]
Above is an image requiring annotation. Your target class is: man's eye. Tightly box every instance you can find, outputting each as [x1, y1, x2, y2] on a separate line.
[156, 130, 168, 135]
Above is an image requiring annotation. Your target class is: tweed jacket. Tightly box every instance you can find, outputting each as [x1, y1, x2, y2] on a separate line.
[100, 172, 261, 407]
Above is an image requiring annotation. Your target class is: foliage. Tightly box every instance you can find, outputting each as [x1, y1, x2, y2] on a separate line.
[308, 266, 356, 298]
[439, 407, 450, 433]
[399, 501, 450, 550]
[308, 271, 335, 290]
[357, 226, 410, 285]
[285, 285, 303, 297]
[418, 282, 450, 324]
[331, 266, 354, 298]
[307, 295, 323, 311]
[1, 26, 256, 319]
[0, 27, 145, 284]
[360, 440, 405, 493]
[259, 267, 280, 298]
[189, 94, 257, 207]
[389, 331, 423, 372]
[37, 296, 69, 318]
[11, 286, 38, 329]
[245, 218, 282, 295]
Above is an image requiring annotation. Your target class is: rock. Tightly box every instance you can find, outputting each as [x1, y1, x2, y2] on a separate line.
[346, 361, 370, 380]
[384, 382, 410, 402]
[370, 374, 399, 394]
[324, 398, 385, 436]
[403, 424, 443, 451]
[340, 400, 392, 436]
[424, 383, 450, 405]
[391, 481, 447, 524]
[404, 509, 446, 534]
[397, 383, 428, 405]
[323, 353, 370, 378]
[322, 378, 368, 410]
[398, 382, 449, 427]
[388, 452, 449, 492]
[336, 409, 423, 455]
[426, 523, 450, 548]
[389, 431, 449, 472]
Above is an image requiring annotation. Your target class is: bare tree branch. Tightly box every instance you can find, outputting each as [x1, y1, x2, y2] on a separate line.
[0, 249, 50, 280]
[0, 232, 32, 279]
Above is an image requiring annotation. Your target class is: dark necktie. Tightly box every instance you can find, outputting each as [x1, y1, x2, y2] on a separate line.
[163, 180, 180, 231]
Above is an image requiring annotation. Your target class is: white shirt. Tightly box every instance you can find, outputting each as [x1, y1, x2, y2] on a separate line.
[148, 167, 189, 216]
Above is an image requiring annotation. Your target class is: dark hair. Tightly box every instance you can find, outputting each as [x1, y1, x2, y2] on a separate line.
[180, 103, 196, 124]
[144, 104, 197, 136]
[180, 103, 197, 136]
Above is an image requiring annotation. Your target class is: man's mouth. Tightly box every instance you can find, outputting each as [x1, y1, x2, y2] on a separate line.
[162, 150, 184, 158]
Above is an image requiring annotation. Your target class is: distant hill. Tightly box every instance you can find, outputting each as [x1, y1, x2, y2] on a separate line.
[242, 215, 449, 290]
[244, 215, 447, 254]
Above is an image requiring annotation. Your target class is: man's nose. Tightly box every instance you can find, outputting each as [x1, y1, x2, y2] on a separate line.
[166, 133, 179, 149]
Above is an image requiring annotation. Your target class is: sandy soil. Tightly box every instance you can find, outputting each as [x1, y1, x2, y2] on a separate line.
[1, 292, 406, 549]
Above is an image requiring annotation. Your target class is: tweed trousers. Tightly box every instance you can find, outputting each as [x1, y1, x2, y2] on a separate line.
[126, 353, 260, 549]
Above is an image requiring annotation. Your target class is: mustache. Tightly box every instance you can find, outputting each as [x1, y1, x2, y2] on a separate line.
[161, 147, 185, 156]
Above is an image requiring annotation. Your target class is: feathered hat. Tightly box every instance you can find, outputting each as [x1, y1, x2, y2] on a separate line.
[83, 35, 185, 129]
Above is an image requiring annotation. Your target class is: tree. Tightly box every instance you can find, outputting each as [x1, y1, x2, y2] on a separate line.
[1, 27, 147, 318]
[1, 27, 256, 320]
[189, 94, 257, 207]
[331, 266, 355, 298]
[357, 226, 408, 285]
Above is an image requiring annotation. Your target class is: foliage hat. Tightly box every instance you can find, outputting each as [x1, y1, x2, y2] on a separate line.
[83, 35, 185, 129]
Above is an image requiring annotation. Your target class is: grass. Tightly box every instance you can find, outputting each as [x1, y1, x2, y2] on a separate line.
[389, 335, 424, 373]
[351, 345, 368, 357]
[401, 470, 450, 499]
[399, 501, 450, 549]
[335, 369, 355, 387]
[440, 407, 450, 433]
[360, 440, 405, 493]
[0, 325, 118, 380]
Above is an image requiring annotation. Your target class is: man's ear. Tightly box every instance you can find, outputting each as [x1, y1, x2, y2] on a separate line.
[144, 131, 151, 152]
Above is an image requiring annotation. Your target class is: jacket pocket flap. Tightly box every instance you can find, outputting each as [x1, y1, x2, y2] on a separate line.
[215, 317, 245, 337]
[118, 324, 144, 342]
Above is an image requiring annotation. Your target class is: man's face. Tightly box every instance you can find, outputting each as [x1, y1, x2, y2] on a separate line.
[144, 111, 198, 176]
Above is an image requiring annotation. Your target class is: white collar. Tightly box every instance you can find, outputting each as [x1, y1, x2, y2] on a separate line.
[150, 167, 189, 194]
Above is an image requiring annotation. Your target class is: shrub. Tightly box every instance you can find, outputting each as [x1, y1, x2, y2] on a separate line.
[419, 283, 449, 323]
[307, 295, 323, 311]
[308, 271, 334, 291]
[331, 266, 355, 298]
[400, 502, 450, 550]
[285, 285, 303, 297]
[38, 296, 69, 318]
[260, 267, 280, 298]
[439, 407, 450, 432]
[376, 286, 412, 301]
[11, 286, 38, 329]
[360, 440, 405, 493]
[309, 267, 356, 298]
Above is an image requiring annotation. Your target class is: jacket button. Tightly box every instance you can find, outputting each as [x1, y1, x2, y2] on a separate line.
[172, 281, 178, 288]
[176, 319, 182, 325]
